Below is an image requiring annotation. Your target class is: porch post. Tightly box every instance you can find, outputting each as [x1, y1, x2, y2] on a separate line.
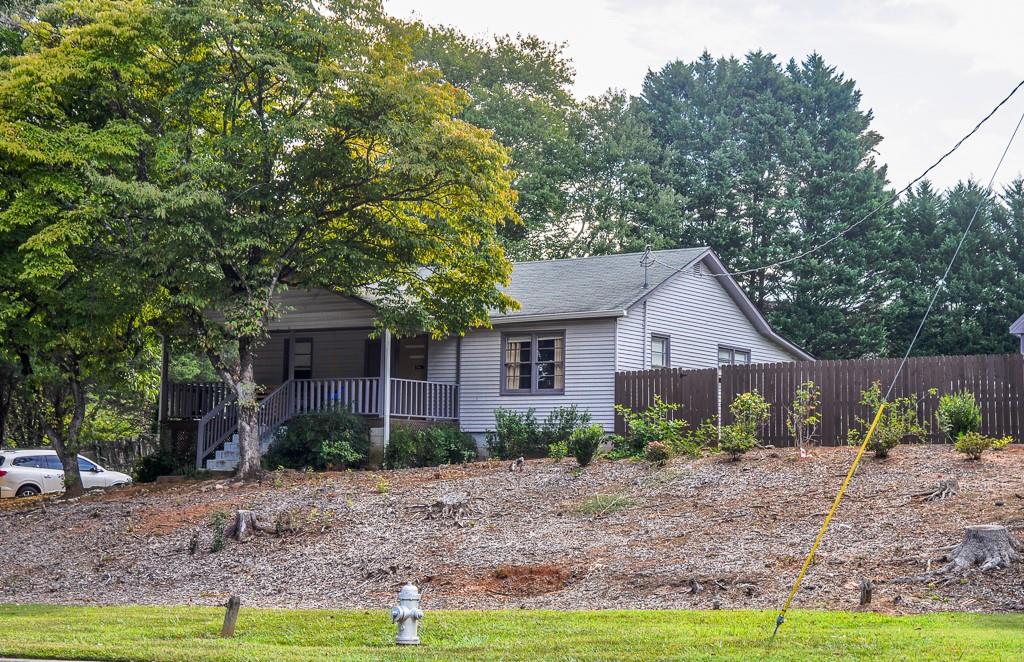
[381, 328, 392, 446]
[158, 334, 169, 424]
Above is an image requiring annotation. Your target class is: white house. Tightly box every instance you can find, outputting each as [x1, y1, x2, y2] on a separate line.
[161, 248, 810, 469]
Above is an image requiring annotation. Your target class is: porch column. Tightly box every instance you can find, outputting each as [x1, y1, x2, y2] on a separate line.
[158, 335, 169, 424]
[380, 328, 392, 446]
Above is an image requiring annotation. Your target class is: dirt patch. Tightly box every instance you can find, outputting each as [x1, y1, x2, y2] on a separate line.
[1, 446, 1023, 612]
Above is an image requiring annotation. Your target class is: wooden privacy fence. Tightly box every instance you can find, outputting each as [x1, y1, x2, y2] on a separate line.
[615, 354, 1024, 446]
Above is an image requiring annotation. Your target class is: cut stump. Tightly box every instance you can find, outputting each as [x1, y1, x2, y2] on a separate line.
[225, 510, 276, 542]
[940, 524, 1022, 574]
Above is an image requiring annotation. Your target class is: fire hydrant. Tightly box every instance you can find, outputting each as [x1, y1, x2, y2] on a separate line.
[390, 583, 424, 645]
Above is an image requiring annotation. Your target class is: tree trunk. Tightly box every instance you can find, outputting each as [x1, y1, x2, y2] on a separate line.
[234, 345, 262, 481]
[940, 524, 1022, 574]
[42, 378, 87, 499]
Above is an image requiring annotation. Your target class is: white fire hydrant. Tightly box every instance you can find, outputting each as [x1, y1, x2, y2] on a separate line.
[390, 583, 424, 645]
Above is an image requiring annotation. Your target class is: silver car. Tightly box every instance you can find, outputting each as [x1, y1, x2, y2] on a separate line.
[0, 449, 132, 498]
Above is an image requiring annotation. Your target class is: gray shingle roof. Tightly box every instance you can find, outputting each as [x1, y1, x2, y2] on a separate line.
[1011, 313, 1024, 335]
[494, 247, 708, 320]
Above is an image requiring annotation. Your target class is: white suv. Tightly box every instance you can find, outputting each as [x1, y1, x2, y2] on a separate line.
[0, 449, 133, 498]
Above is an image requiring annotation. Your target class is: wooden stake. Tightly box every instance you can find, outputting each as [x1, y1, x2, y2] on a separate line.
[221, 595, 241, 637]
[859, 578, 873, 606]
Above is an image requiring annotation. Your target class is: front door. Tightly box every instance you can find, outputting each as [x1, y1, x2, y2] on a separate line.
[396, 336, 428, 381]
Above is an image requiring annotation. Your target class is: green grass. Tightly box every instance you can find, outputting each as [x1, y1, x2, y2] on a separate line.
[0, 605, 1022, 661]
[577, 493, 638, 515]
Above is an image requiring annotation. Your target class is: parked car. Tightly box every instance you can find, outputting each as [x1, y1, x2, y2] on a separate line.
[0, 449, 132, 498]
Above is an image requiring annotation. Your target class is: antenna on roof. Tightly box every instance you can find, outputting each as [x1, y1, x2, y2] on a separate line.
[639, 245, 654, 288]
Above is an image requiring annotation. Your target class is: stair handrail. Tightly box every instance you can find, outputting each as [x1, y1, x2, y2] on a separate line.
[195, 391, 238, 467]
[256, 378, 295, 443]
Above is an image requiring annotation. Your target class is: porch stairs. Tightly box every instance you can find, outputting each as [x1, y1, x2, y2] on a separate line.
[204, 434, 274, 472]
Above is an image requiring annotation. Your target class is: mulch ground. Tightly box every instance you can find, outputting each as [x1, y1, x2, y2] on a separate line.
[1, 445, 1022, 613]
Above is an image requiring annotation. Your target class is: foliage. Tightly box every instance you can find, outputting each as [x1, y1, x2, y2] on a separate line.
[0, 0, 520, 480]
[577, 494, 637, 516]
[133, 451, 178, 484]
[644, 441, 671, 466]
[383, 424, 477, 469]
[786, 381, 821, 450]
[954, 432, 995, 461]
[613, 396, 689, 456]
[263, 409, 369, 471]
[486, 406, 591, 459]
[847, 382, 932, 458]
[547, 440, 568, 463]
[992, 436, 1012, 451]
[208, 511, 227, 553]
[374, 476, 391, 494]
[719, 392, 770, 460]
[567, 424, 604, 467]
[936, 391, 982, 443]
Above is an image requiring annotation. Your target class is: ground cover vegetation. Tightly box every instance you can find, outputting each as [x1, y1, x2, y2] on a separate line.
[1, 604, 1022, 661]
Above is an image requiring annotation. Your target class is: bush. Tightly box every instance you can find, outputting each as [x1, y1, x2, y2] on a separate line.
[992, 435, 1012, 450]
[954, 431, 994, 460]
[384, 424, 477, 469]
[263, 408, 369, 471]
[847, 382, 931, 458]
[568, 424, 604, 467]
[719, 391, 770, 460]
[786, 381, 821, 450]
[547, 440, 568, 462]
[486, 406, 591, 459]
[613, 396, 688, 456]
[644, 440, 671, 465]
[133, 450, 178, 483]
[936, 391, 982, 442]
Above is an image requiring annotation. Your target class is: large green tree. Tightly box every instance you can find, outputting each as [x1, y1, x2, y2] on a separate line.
[629, 52, 893, 358]
[1, 0, 519, 479]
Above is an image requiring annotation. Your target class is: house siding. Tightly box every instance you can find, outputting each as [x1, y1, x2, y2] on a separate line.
[427, 337, 458, 383]
[253, 330, 371, 386]
[266, 288, 375, 331]
[458, 318, 617, 434]
[617, 258, 800, 370]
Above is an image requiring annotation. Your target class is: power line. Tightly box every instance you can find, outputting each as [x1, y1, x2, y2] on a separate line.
[772, 101, 1024, 640]
[648, 77, 1024, 279]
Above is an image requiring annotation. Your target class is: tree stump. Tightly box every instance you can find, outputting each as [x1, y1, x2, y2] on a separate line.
[225, 510, 276, 542]
[859, 578, 873, 606]
[940, 524, 1022, 574]
[912, 478, 959, 502]
[221, 595, 241, 637]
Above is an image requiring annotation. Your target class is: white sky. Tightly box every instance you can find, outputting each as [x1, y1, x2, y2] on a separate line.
[385, 0, 1024, 191]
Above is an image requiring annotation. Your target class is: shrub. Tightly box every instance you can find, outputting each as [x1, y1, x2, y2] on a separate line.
[133, 450, 178, 483]
[568, 424, 604, 467]
[786, 381, 821, 450]
[578, 493, 637, 516]
[992, 435, 1012, 450]
[644, 440, 671, 465]
[384, 424, 477, 469]
[263, 408, 369, 471]
[538, 405, 592, 447]
[719, 391, 770, 460]
[486, 406, 591, 459]
[613, 395, 688, 456]
[936, 391, 982, 442]
[954, 431, 993, 460]
[847, 382, 931, 458]
[548, 440, 568, 462]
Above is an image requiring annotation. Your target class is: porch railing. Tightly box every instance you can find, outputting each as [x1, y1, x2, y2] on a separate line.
[192, 376, 459, 466]
[390, 378, 459, 420]
[166, 381, 229, 420]
[293, 378, 381, 416]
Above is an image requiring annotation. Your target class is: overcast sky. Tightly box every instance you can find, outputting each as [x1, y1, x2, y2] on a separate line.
[385, 0, 1024, 192]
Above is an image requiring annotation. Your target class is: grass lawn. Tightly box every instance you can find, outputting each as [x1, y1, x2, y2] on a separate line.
[0, 605, 1022, 661]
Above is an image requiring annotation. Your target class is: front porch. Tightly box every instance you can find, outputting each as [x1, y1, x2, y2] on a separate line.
[159, 300, 460, 470]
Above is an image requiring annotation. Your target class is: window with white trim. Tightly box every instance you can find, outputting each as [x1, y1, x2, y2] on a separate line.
[718, 346, 751, 365]
[651, 335, 670, 368]
[502, 331, 565, 394]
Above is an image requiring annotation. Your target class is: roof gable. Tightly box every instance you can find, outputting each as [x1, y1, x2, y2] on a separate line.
[1012, 313, 1024, 335]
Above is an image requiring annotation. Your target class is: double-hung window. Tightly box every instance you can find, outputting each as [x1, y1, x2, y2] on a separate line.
[651, 335, 670, 368]
[502, 331, 565, 394]
[718, 346, 751, 365]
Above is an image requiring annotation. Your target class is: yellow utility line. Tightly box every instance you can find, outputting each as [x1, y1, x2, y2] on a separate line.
[772, 403, 886, 638]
